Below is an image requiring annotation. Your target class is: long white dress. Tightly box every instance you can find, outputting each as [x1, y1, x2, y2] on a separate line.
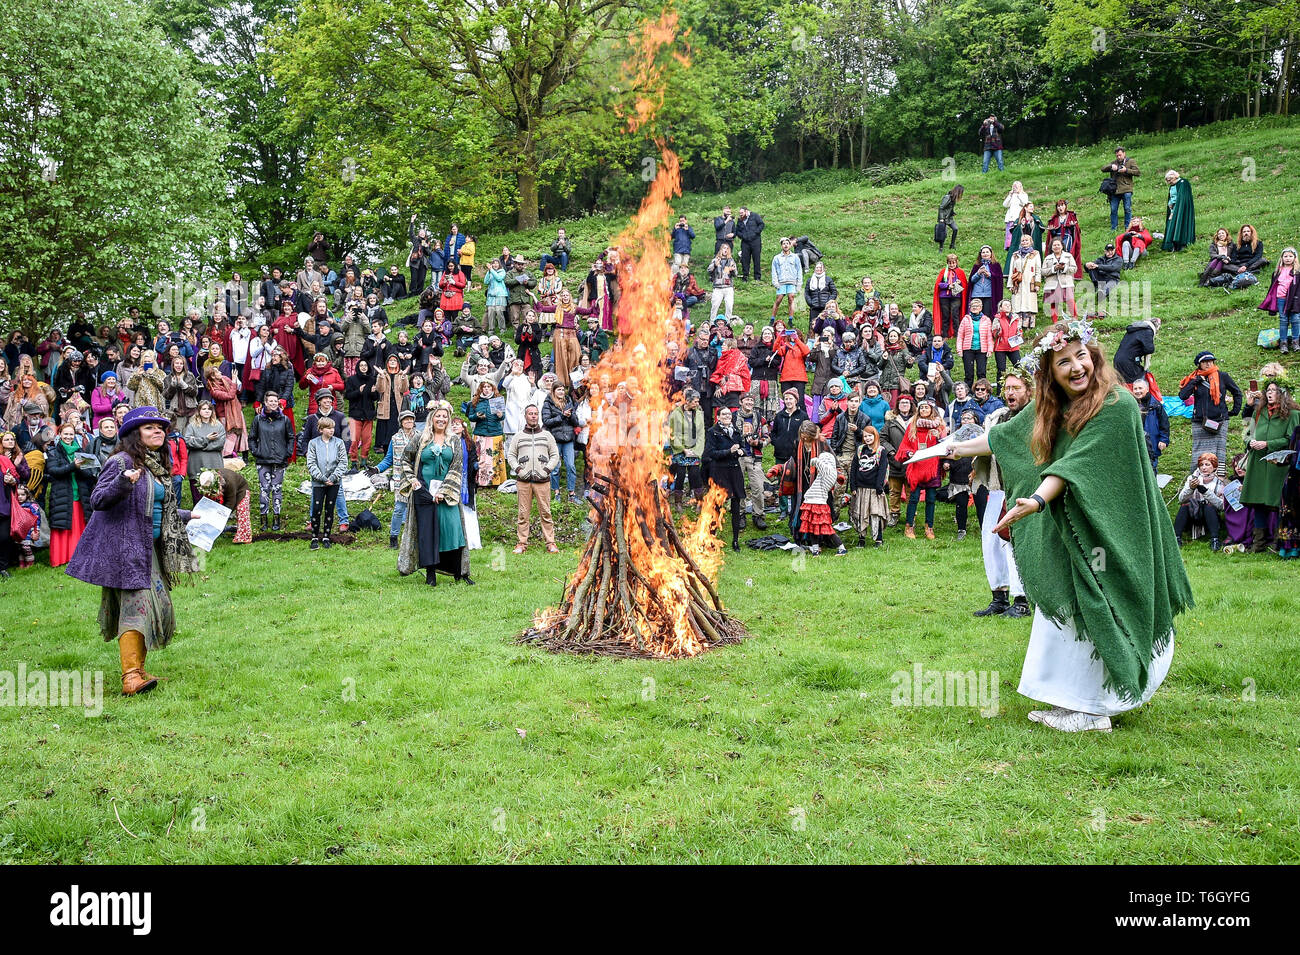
[1008, 250, 1041, 314]
[1019, 611, 1174, 716]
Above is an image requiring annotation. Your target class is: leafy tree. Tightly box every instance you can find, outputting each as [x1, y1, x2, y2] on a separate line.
[0, 0, 233, 338]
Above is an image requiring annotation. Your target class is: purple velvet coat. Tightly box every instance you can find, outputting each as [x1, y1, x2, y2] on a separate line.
[65, 451, 162, 591]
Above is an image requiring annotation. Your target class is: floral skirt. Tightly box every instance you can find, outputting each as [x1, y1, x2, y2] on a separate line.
[232, 492, 252, 544]
[99, 549, 175, 651]
[798, 501, 834, 536]
[476, 434, 505, 486]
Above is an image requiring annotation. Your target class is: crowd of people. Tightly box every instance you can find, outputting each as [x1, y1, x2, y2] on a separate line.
[3, 141, 1295, 729]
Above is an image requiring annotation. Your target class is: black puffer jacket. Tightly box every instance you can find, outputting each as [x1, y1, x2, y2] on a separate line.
[257, 362, 296, 407]
[542, 395, 577, 444]
[345, 370, 378, 420]
[45, 442, 96, 530]
[770, 407, 808, 461]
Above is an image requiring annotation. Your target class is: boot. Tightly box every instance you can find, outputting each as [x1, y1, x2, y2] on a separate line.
[119, 630, 158, 696]
[973, 590, 1010, 617]
[672, 491, 683, 510]
[904, 524, 916, 539]
[738, 514, 747, 530]
[1291, 338, 1299, 353]
[732, 533, 740, 552]
[260, 513, 270, 532]
[1002, 596, 1031, 618]
[272, 513, 281, 532]
[389, 535, 399, 548]
[1282, 340, 1290, 355]
[924, 525, 935, 539]
[752, 515, 768, 531]
[1210, 538, 1222, 553]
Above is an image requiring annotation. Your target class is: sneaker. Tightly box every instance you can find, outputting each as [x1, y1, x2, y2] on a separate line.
[835, 545, 847, 556]
[956, 529, 967, 541]
[513, 544, 527, 554]
[322, 537, 333, 549]
[310, 538, 321, 550]
[808, 544, 821, 555]
[1031, 706, 1112, 733]
[546, 544, 559, 554]
[338, 522, 349, 533]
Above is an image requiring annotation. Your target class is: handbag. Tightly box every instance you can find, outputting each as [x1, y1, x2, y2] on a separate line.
[9, 494, 37, 541]
[933, 222, 947, 244]
[461, 504, 482, 550]
[1202, 417, 1221, 433]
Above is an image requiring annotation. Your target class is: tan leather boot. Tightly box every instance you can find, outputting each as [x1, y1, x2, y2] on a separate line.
[119, 630, 158, 696]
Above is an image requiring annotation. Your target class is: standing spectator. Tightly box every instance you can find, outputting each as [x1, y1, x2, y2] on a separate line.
[849, 424, 888, 547]
[713, 206, 737, 255]
[183, 401, 225, 504]
[90, 371, 124, 429]
[735, 393, 768, 530]
[426, 238, 447, 294]
[484, 259, 509, 333]
[539, 228, 571, 272]
[1002, 181, 1030, 249]
[707, 245, 738, 323]
[770, 237, 804, 322]
[703, 407, 747, 551]
[1083, 242, 1123, 318]
[1240, 377, 1299, 552]
[991, 300, 1023, 392]
[931, 253, 967, 339]
[1041, 238, 1078, 322]
[375, 409, 417, 547]
[666, 389, 707, 509]
[465, 380, 506, 487]
[1260, 247, 1300, 353]
[1178, 350, 1242, 475]
[774, 324, 810, 402]
[671, 215, 694, 266]
[541, 383, 579, 501]
[1161, 169, 1196, 252]
[46, 422, 94, 567]
[162, 356, 199, 433]
[1046, 199, 1083, 278]
[304, 416, 346, 550]
[935, 185, 962, 250]
[344, 359, 378, 466]
[203, 363, 246, 460]
[444, 224, 467, 268]
[967, 246, 1005, 319]
[1005, 202, 1045, 272]
[956, 299, 995, 388]
[0, 430, 32, 578]
[249, 391, 293, 532]
[897, 397, 947, 540]
[670, 263, 705, 328]
[1102, 147, 1140, 230]
[1007, 234, 1042, 330]
[1131, 378, 1169, 471]
[438, 267, 467, 322]
[505, 259, 537, 328]
[735, 206, 765, 281]
[374, 356, 409, 455]
[979, 115, 1005, 173]
[338, 301, 370, 379]
[507, 403, 559, 553]
[803, 261, 837, 329]
[458, 234, 477, 283]
[881, 394, 916, 526]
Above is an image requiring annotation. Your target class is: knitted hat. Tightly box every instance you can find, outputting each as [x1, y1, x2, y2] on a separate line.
[100, 370, 118, 383]
[118, 405, 170, 438]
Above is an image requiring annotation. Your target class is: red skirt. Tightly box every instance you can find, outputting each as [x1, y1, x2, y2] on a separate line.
[49, 500, 86, 567]
[798, 501, 834, 536]
[232, 492, 252, 544]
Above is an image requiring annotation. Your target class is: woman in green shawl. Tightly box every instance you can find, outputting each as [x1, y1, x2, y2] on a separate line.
[402, 402, 473, 586]
[1239, 374, 1300, 553]
[948, 320, 1193, 732]
[1004, 202, 1044, 273]
[1161, 170, 1196, 252]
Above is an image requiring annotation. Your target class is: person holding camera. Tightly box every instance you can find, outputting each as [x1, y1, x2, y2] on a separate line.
[1173, 453, 1225, 551]
[979, 115, 1006, 173]
[1041, 237, 1078, 322]
[671, 216, 694, 267]
[707, 245, 738, 323]
[1102, 147, 1140, 231]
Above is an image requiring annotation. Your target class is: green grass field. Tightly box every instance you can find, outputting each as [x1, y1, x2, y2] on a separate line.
[2, 117, 1299, 864]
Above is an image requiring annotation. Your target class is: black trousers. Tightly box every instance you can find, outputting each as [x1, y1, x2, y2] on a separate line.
[409, 262, 427, 295]
[1173, 504, 1222, 541]
[740, 239, 762, 279]
[974, 485, 989, 528]
[0, 512, 15, 572]
[938, 298, 963, 338]
[672, 463, 704, 496]
[311, 484, 339, 537]
[962, 350, 988, 388]
[994, 350, 1021, 391]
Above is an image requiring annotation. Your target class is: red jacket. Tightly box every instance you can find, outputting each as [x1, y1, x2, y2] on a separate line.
[710, 348, 752, 397]
[300, 365, 345, 414]
[1115, 226, 1153, 254]
[167, 433, 188, 477]
[932, 267, 967, 323]
[992, 312, 1022, 353]
[775, 333, 810, 384]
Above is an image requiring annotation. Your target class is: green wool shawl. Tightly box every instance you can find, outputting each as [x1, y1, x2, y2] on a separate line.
[988, 388, 1194, 702]
[1162, 178, 1196, 251]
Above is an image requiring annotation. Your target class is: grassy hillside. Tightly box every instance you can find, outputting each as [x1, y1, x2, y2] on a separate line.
[3, 118, 1298, 864]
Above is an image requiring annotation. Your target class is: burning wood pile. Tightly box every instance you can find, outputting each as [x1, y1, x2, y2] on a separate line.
[521, 14, 748, 659]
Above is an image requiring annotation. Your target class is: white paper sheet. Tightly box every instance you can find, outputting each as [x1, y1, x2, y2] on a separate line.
[186, 496, 231, 552]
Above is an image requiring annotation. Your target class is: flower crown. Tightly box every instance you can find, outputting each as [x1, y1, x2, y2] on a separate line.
[1020, 318, 1096, 375]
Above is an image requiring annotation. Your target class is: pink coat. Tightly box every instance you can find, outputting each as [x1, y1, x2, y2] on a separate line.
[956, 314, 995, 355]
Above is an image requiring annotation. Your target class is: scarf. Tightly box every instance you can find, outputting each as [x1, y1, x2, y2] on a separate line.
[141, 446, 200, 585]
[1179, 364, 1221, 406]
[987, 391, 1193, 702]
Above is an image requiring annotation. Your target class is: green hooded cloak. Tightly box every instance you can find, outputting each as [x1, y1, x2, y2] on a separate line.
[988, 387, 1194, 702]
[1162, 178, 1196, 252]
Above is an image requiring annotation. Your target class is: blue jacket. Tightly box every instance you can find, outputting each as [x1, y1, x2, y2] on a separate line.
[1137, 395, 1170, 462]
[860, 394, 890, 431]
[444, 233, 467, 264]
[671, 225, 695, 255]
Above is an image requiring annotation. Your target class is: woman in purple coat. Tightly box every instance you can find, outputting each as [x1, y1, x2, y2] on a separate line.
[66, 407, 200, 696]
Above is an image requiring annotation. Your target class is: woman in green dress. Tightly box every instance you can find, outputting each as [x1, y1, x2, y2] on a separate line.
[1239, 376, 1299, 553]
[402, 402, 473, 586]
[948, 320, 1193, 732]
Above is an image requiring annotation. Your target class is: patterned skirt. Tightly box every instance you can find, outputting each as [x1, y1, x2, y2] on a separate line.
[798, 500, 834, 536]
[476, 434, 505, 486]
[850, 488, 889, 531]
[232, 491, 252, 544]
[99, 549, 176, 651]
[1190, 422, 1228, 476]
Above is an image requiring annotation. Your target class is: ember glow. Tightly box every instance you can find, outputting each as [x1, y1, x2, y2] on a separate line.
[521, 13, 746, 659]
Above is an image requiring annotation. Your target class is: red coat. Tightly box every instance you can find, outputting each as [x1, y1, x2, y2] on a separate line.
[439, 271, 467, 311]
[1115, 226, 1153, 254]
[271, 314, 306, 377]
[166, 433, 188, 477]
[895, 419, 946, 488]
[710, 348, 752, 397]
[932, 267, 968, 324]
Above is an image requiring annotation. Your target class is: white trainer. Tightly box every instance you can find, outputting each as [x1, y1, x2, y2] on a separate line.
[1033, 706, 1112, 733]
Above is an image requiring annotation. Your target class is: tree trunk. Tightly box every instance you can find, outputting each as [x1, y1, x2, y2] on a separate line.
[860, 123, 868, 169]
[832, 132, 840, 169]
[516, 140, 540, 230]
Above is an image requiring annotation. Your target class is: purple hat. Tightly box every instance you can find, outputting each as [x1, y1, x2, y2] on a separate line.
[118, 405, 170, 438]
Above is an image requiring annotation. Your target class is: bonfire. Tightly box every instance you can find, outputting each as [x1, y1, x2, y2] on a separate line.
[520, 14, 748, 659]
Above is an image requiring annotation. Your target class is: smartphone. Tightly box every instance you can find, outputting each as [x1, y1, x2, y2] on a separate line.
[784, 330, 797, 338]
[1250, 379, 1259, 392]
